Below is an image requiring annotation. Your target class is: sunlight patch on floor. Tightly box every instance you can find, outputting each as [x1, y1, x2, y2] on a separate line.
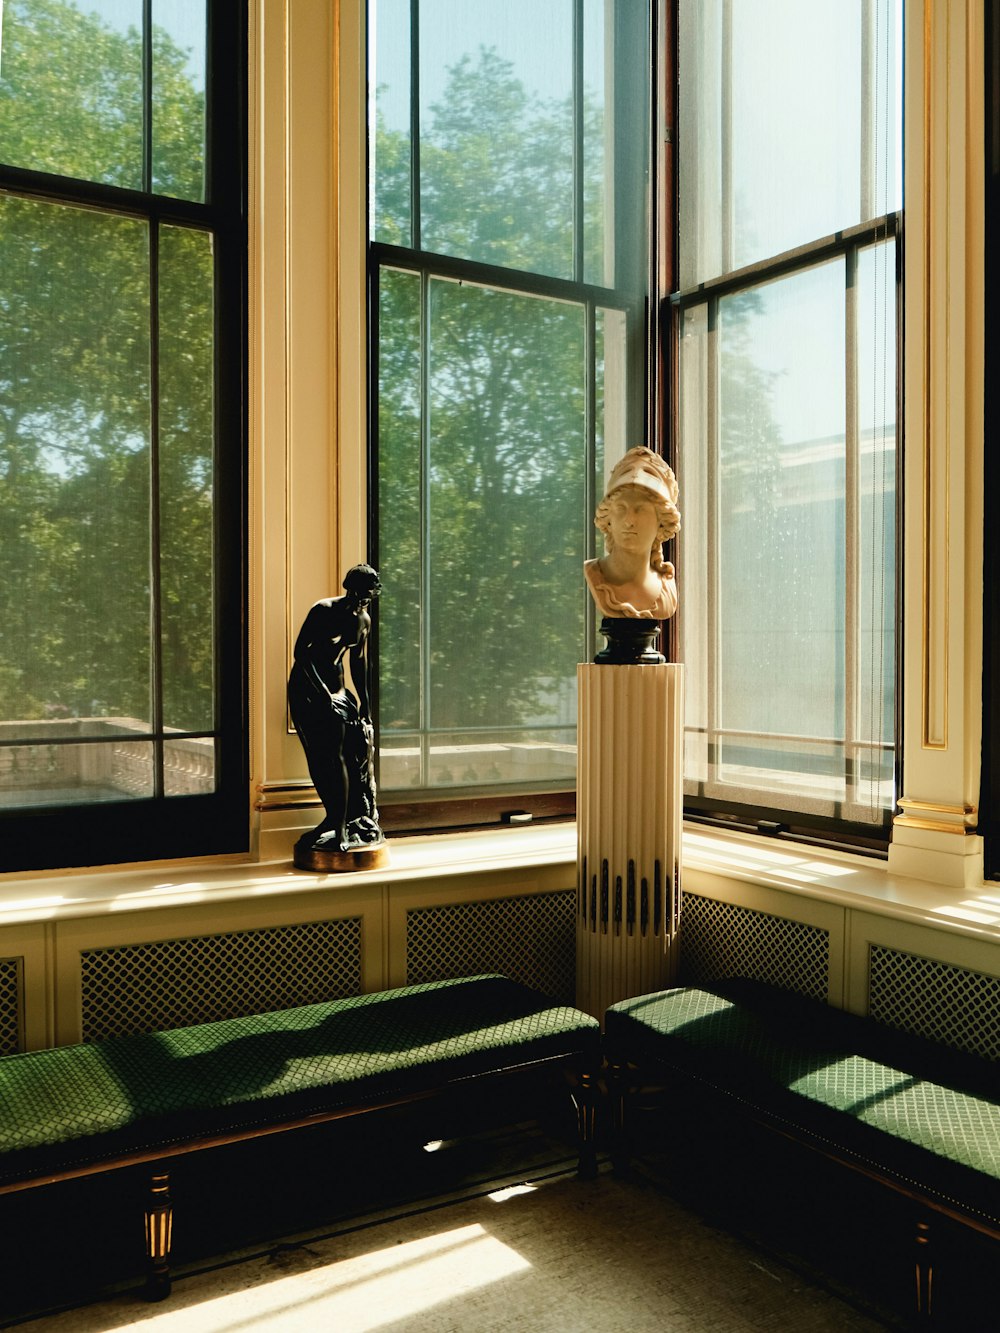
[101, 1223, 531, 1332]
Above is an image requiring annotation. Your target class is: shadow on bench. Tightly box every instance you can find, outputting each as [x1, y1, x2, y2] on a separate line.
[604, 980, 1000, 1326]
[0, 974, 601, 1302]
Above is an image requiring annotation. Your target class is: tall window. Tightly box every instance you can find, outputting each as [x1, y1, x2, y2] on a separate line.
[0, 1, 246, 871]
[370, 1, 652, 820]
[674, 0, 902, 843]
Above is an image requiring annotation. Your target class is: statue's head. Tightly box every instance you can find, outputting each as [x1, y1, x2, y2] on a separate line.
[595, 447, 680, 559]
[343, 563, 382, 601]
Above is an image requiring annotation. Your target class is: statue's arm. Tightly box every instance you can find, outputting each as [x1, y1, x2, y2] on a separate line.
[350, 640, 371, 721]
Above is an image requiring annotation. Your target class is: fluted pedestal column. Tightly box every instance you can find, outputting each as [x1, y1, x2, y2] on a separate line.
[576, 662, 683, 1020]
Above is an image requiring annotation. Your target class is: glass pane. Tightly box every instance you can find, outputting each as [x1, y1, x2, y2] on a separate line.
[417, 0, 575, 278]
[0, 0, 143, 188]
[0, 740, 154, 808]
[380, 727, 576, 792]
[854, 238, 896, 813]
[676, 303, 709, 791]
[0, 196, 153, 746]
[378, 277, 587, 792]
[679, 0, 902, 287]
[717, 262, 846, 798]
[159, 224, 215, 734]
[377, 267, 423, 740]
[594, 307, 628, 511]
[371, 0, 649, 289]
[678, 258, 897, 822]
[425, 279, 584, 768]
[164, 736, 215, 795]
[152, 0, 207, 201]
[370, 0, 412, 245]
[582, 0, 608, 286]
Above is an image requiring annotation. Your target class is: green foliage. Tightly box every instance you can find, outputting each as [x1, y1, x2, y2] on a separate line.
[376, 50, 601, 740]
[0, 0, 213, 732]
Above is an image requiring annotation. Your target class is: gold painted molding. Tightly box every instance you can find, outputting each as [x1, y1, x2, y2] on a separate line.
[897, 797, 976, 817]
[255, 781, 320, 813]
[894, 795, 978, 835]
[892, 816, 973, 836]
[920, 0, 949, 752]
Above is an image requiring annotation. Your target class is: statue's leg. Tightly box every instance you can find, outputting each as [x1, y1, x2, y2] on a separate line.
[301, 720, 350, 846]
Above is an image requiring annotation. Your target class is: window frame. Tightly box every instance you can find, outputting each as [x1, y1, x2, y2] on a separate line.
[0, 2, 248, 872]
[367, 0, 659, 833]
[663, 1, 904, 854]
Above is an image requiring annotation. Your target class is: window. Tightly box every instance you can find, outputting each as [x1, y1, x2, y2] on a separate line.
[369, 0, 653, 823]
[368, 1, 903, 847]
[0, 0, 246, 871]
[673, 0, 902, 844]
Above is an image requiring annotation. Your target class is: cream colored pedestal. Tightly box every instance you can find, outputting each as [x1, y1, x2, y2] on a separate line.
[576, 662, 683, 1020]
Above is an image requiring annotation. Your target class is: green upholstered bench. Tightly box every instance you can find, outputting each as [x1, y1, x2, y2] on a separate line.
[604, 982, 1000, 1322]
[0, 974, 601, 1301]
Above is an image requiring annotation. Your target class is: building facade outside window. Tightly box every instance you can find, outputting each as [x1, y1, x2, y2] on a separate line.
[0, 0, 247, 871]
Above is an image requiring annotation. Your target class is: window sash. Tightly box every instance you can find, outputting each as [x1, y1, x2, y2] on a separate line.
[369, 0, 654, 815]
[0, 2, 247, 870]
[672, 218, 900, 841]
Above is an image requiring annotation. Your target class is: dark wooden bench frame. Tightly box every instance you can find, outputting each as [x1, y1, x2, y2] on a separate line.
[0, 981, 600, 1304]
[605, 987, 1000, 1325]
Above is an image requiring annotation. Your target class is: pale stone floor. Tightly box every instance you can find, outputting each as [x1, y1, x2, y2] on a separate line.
[5, 1132, 906, 1333]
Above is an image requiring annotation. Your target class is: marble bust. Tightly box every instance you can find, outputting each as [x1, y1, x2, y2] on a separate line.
[584, 447, 680, 620]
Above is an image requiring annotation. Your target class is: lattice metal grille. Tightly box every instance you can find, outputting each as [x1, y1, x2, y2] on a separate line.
[406, 891, 575, 1002]
[868, 945, 1000, 1061]
[679, 892, 829, 1001]
[0, 956, 22, 1055]
[81, 918, 363, 1041]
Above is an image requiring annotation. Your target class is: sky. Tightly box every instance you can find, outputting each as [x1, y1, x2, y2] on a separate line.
[70, 0, 204, 86]
[372, 0, 606, 133]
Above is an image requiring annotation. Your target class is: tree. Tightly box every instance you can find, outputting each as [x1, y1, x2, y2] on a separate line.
[375, 50, 605, 751]
[0, 0, 213, 738]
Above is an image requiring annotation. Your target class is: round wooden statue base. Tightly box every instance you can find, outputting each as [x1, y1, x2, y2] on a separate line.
[293, 842, 390, 873]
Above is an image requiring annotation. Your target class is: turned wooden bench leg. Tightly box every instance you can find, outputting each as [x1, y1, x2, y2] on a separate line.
[914, 1217, 934, 1321]
[144, 1168, 174, 1301]
[569, 1066, 599, 1180]
[606, 1059, 631, 1177]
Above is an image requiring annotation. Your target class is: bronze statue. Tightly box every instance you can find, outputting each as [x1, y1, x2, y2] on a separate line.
[288, 564, 388, 871]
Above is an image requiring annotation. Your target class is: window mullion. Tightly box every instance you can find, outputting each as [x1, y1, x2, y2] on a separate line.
[409, 0, 421, 252]
[844, 245, 860, 817]
[418, 268, 432, 788]
[706, 295, 721, 785]
[142, 0, 153, 195]
[149, 219, 165, 798]
[572, 0, 584, 285]
[720, 0, 734, 275]
[584, 300, 597, 662]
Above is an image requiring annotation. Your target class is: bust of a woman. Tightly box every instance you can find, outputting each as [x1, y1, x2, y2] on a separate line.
[584, 447, 680, 620]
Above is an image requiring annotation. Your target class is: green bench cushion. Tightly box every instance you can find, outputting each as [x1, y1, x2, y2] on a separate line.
[0, 975, 600, 1186]
[605, 985, 1000, 1225]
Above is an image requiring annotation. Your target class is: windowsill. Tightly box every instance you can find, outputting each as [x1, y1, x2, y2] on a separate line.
[1, 822, 999, 944]
[681, 827, 1000, 943]
[0, 824, 577, 926]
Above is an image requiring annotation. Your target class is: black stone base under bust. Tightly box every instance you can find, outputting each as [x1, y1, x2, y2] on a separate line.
[595, 617, 665, 665]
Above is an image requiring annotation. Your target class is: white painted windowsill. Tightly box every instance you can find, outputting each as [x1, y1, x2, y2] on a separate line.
[1, 823, 999, 945]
